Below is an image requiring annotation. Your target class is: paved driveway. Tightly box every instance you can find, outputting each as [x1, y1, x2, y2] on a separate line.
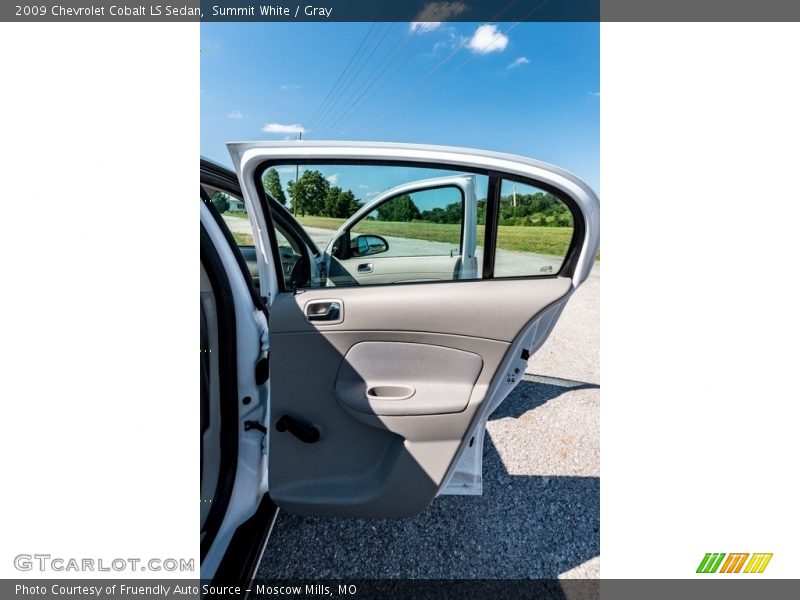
[258, 264, 600, 579]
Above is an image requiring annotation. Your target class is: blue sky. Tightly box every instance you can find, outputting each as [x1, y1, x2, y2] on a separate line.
[201, 22, 599, 192]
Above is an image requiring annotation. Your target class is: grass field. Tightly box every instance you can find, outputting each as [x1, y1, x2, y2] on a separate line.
[227, 215, 598, 260]
[296, 215, 574, 257]
[232, 232, 254, 246]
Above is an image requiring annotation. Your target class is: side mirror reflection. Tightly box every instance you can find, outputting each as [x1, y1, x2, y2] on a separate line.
[350, 234, 389, 257]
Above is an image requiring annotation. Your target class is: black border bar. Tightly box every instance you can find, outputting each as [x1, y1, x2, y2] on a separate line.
[6, 1, 800, 22]
[3, 579, 800, 599]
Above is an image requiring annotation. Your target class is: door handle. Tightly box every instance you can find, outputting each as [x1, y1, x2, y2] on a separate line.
[357, 263, 373, 274]
[306, 300, 342, 322]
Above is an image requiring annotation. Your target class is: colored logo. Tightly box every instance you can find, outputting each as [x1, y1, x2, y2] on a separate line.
[697, 553, 772, 574]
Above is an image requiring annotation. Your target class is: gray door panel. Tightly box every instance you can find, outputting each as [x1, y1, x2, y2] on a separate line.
[335, 341, 483, 416]
[272, 277, 572, 341]
[267, 278, 571, 517]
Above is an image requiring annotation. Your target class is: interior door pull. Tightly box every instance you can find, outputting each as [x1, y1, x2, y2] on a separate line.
[357, 263, 373, 273]
[306, 300, 341, 321]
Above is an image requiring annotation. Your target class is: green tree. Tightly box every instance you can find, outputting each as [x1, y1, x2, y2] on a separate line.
[476, 198, 487, 225]
[323, 187, 363, 218]
[340, 189, 363, 217]
[287, 170, 329, 216]
[209, 191, 230, 214]
[377, 194, 421, 222]
[421, 201, 461, 224]
[262, 168, 287, 206]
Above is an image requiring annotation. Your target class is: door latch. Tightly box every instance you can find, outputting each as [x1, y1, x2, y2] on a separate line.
[244, 420, 267, 434]
[255, 353, 269, 385]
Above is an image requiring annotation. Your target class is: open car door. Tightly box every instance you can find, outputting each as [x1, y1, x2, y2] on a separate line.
[230, 142, 599, 518]
[323, 174, 480, 285]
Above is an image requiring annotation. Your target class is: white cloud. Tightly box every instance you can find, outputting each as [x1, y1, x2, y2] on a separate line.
[410, 22, 442, 33]
[280, 84, 301, 91]
[262, 123, 306, 134]
[589, 91, 600, 98]
[422, 37, 454, 59]
[227, 110, 242, 119]
[506, 56, 530, 71]
[410, 2, 466, 32]
[358, 184, 369, 189]
[326, 173, 340, 185]
[467, 24, 509, 54]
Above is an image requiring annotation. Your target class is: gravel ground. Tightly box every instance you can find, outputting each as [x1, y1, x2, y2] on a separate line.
[258, 263, 600, 579]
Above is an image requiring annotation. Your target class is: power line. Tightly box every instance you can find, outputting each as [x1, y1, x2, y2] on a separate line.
[304, 21, 380, 134]
[312, 0, 414, 136]
[316, 25, 422, 137]
[320, 26, 435, 137]
[350, 0, 547, 137]
[304, 0, 396, 135]
[309, 21, 396, 137]
[316, 23, 412, 136]
[349, 35, 469, 137]
[355, 19, 532, 137]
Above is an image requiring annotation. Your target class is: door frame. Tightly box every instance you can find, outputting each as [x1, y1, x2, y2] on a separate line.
[227, 141, 599, 509]
[230, 142, 598, 294]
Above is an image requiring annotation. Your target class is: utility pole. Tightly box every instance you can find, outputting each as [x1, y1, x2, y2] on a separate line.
[293, 131, 302, 215]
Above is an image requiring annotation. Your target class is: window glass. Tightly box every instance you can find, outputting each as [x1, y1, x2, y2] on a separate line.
[273, 225, 303, 283]
[493, 179, 574, 277]
[203, 184, 312, 290]
[205, 188, 253, 246]
[265, 163, 488, 288]
[351, 186, 463, 258]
